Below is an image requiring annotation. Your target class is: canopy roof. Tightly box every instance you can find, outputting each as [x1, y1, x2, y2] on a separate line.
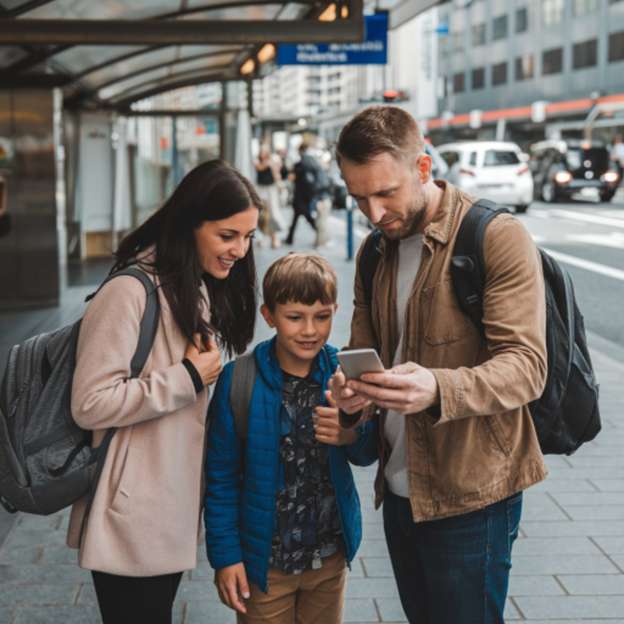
[0, 0, 364, 111]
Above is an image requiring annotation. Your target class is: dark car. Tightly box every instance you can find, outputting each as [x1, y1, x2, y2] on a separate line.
[530, 139, 620, 203]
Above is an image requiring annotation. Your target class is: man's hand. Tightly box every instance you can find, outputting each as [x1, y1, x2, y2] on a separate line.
[346, 362, 440, 415]
[214, 563, 250, 613]
[313, 391, 359, 446]
[328, 368, 372, 415]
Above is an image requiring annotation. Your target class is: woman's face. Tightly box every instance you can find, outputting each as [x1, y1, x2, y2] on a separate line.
[194, 206, 259, 279]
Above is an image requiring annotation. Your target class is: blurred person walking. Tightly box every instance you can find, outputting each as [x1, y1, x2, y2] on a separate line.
[611, 135, 624, 184]
[284, 143, 319, 245]
[254, 147, 286, 249]
[329, 107, 548, 624]
[67, 159, 261, 624]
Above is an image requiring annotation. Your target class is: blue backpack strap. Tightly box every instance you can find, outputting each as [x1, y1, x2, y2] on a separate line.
[229, 351, 257, 439]
[450, 199, 510, 335]
[358, 230, 383, 306]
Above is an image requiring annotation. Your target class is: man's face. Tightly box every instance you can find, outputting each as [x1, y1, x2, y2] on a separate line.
[340, 152, 432, 240]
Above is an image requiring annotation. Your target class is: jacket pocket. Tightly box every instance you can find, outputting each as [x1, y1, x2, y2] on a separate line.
[486, 415, 512, 457]
[422, 281, 469, 346]
[110, 447, 142, 514]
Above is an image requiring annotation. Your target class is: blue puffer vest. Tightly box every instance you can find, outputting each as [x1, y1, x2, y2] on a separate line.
[204, 338, 377, 593]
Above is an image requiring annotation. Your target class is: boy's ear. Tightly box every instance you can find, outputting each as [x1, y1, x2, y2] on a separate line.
[260, 304, 276, 329]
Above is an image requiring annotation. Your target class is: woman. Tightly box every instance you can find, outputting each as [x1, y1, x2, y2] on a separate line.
[67, 159, 261, 624]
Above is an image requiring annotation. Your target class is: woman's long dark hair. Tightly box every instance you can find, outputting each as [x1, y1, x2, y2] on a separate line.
[113, 159, 262, 357]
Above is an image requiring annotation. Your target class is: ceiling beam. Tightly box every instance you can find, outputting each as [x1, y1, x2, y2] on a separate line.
[0, 17, 365, 45]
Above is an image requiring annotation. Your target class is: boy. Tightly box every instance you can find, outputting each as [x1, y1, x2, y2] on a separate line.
[204, 253, 377, 624]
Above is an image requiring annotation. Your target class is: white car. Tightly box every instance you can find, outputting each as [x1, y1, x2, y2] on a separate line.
[437, 141, 534, 213]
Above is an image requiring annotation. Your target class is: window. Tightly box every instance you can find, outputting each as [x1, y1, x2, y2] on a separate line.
[542, 47, 563, 74]
[609, 30, 624, 62]
[440, 36, 450, 56]
[493, 15, 508, 40]
[573, 38, 597, 69]
[472, 67, 485, 89]
[542, 0, 564, 26]
[492, 61, 508, 85]
[441, 151, 460, 167]
[484, 150, 521, 166]
[469, 152, 478, 166]
[515, 54, 535, 80]
[573, 0, 598, 15]
[472, 22, 486, 45]
[516, 7, 530, 32]
[328, 87, 341, 95]
[454, 72, 465, 93]
[452, 31, 464, 52]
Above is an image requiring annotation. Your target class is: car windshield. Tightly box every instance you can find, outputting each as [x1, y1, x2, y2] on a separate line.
[484, 150, 520, 166]
[564, 148, 610, 173]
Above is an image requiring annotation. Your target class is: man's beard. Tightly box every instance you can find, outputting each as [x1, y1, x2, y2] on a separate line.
[379, 199, 427, 241]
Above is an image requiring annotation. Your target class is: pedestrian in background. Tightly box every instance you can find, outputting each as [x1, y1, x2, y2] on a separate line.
[254, 147, 286, 249]
[67, 160, 261, 624]
[611, 135, 624, 185]
[284, 143, 319, 245]
[330, 106, 547, 624]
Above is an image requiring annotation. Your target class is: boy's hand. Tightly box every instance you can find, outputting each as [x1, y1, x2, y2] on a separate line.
[328, 368, 372, 415]
[214, 563, 250, 613]
[314, 391, 359, 446]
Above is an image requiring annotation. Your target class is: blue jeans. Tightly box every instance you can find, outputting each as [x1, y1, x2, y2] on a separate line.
[383, 489, 523, 624]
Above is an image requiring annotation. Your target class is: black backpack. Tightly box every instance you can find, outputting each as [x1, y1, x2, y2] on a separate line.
[0, 267, 160, 527]
[359, 199, 601, 455]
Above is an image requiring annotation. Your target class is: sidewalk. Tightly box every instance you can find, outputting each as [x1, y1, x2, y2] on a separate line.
[1, 211, 624, 623]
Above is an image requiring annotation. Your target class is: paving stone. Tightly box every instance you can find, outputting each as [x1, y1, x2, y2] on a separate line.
[57, 517, 69, 531]
[589, 479, 624, 492]
[593, 536, 624, 555]
[189, 560, 214, 581]
[566, 456, 624, 468]
[521, 503, 570, 521]
[558, 574, 624, 595]
[532, 479, 597, 492]
[547, 467, 624, 480]
[346, 578, 399, 599]
[566, 505, 624, 520]
[0, 548, 41, 566]
[551, 492, 624, 506]
[513, 537, 601, 556]
[512, 554, 619, 575]
[361, 557, 394, 578]
[182, 600, 236, 623]
[12, 605, 100, 624]
[361, 508, 383, 524]
[508, 574, 566, 596]
[344, 598, 378, 622]
[0, 565, 90, 584]
[514, 595, 624, 619]
[504, 599, 522, 620]
[16, 517, 59, 532]
[514, 621, 624, 624]
[375, 598, 406, 622]
[348, 557, 365, 578]
[175, 580, 220, 602]
[0, 607, 15, 624]
[76, 584, 96, 604]
[609, 555, 624, 572]
[357, 541, 390, 558]
[521, 520, 624, 538]
[4, 530, 67, 550]
[37, 548, 77, 565]
[0, 583, 77, 606]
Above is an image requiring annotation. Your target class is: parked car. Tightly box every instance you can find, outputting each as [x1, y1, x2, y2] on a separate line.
[437, 140, 534, 213]
[530, 139, 620, 203]
[425, 139, 449, 180]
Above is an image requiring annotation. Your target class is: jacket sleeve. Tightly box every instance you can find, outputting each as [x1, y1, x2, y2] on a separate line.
[344, 418, 378, 467]
[204, 363, 244, 569]
[339, 235, 382, 429]
[430, 215, 548, 425]
[71, 276, 198, 430]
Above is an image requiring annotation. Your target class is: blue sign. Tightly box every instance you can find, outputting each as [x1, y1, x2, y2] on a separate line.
[278, 13, 388, 66]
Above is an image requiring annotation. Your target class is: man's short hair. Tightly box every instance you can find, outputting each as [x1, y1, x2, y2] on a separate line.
[335, 105, 425, 167]
[263, 253, 338, 311]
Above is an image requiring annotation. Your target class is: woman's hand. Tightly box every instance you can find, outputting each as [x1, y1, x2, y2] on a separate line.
[214, 563, 250, 613]
[184, 335, 222, 387]
[313, 391, 359, 446]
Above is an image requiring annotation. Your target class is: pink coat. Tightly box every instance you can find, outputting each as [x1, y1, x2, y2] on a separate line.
[67, 261, 211, 577]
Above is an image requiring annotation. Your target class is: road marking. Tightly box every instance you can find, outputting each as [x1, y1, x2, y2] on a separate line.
[542, 247, 624, 282]
[547, 209, 624, 230]
[565, 233, 624, 249]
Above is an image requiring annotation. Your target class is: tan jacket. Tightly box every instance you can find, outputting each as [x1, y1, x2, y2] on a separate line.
[67, 255, 211, 576]
[343, 181, 548, 522]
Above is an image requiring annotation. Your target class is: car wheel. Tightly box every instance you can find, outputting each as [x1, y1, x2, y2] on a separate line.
[541, 182, 556, 203]
[600, 191, 615, 203]
[515, 205, 529, 214]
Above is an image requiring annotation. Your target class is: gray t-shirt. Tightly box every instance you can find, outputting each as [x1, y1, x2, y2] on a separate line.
[384, 232, 424, 498]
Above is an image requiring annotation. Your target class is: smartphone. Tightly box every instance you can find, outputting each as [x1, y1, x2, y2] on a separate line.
[336, 349, 385, 382]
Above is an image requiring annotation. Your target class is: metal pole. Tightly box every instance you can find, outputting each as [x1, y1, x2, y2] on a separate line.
[172, 116, 180, 186]
[346, 195, 354, 261]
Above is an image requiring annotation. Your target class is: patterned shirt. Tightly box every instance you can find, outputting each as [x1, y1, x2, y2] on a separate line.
[268, 366, 343, 575]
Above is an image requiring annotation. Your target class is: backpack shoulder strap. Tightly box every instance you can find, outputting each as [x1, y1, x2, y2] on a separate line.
[229, 351, 257, 440]
[450, 199, 510, 335]
[358, 230, 383, 305]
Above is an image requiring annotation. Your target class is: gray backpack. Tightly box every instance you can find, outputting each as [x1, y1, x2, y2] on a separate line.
[229, 351, 257, 439]
[0, 268, 160, 524]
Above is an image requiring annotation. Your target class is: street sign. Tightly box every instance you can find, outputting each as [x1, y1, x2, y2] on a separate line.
[277, 13, 388, 66]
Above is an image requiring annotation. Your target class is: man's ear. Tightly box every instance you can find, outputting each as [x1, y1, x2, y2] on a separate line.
[260, 304, 276, 329]
[417, 153, 433, 184]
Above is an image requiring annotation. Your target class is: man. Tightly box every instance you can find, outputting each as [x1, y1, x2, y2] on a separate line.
[329, 106, 548, 623]
[285, 143, 320, 245]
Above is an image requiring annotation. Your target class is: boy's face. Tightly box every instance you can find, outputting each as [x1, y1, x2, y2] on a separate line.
[261, 300, 338, 374]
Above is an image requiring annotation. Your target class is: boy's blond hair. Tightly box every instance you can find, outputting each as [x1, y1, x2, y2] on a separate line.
[263, 253, 338, 311]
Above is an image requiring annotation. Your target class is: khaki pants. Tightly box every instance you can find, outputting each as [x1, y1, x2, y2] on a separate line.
[237, 550, 347, 624]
